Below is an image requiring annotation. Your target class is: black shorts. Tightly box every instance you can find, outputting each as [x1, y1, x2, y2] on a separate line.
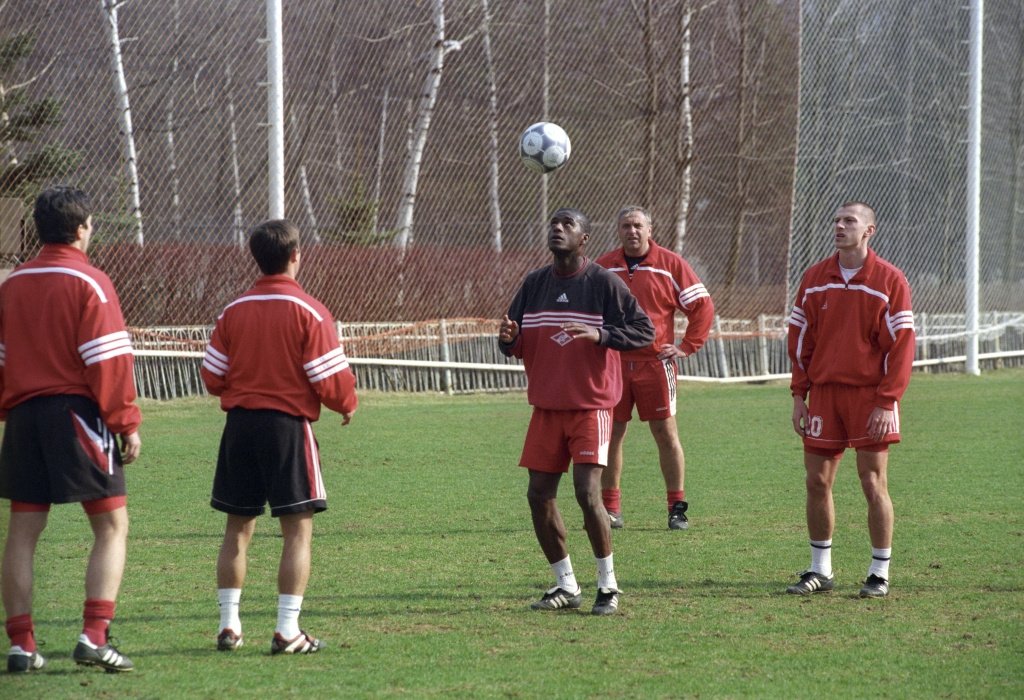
[0, 395, 126, 505]
[211, 408, 326, 518]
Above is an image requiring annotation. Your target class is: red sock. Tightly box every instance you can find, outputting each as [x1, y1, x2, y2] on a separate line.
[602, 488, 621, 514]
[82, 599, 116, 646]
[5, 614, 35, 652]
[667, 490, 685, 511]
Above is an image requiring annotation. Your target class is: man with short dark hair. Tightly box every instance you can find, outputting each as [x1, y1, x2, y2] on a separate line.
[499, 207, 654, 616]
[1, 185, 141, 673]
[202, 218, 358, 654]
[787, 201, 915, 598]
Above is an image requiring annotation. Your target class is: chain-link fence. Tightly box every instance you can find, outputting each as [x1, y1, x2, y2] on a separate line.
[2, 0, 1022, 393]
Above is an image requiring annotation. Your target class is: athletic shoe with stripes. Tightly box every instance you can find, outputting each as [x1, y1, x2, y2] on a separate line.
[786, 570, 835, 595]
[270, 631, 322, 655]
[217, 628, 243, 651]
[859, 574, 890, 598]
[668, 501, 689, 530]
[608, 511, 625, 529]
[73, 635, 134, 672]
[7, 645, 46, 673]
[591, 588, 621, 615]
[530, 586, 582, 611]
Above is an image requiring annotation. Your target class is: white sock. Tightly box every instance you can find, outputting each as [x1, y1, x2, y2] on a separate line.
[218, 588, 242, 634]
[596, 554, 618, 591]
[276, 594, 303, 640]
[810, 539, 833, 577]
[551, 557, 580, 594]
[868, 547, 891, 580]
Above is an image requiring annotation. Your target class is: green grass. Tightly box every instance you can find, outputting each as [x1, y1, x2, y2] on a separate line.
[2, 370, 1022, 698]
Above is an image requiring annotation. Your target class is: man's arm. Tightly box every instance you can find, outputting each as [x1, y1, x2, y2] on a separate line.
[306, 314, 358, 423]
[787, 283, 813, 402]
[598, 274, 655, 351]
[875, 274, 915, 410]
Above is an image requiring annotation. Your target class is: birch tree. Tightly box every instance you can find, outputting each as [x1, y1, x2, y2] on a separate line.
[481, 0, 502, 253]
[165, 0, 181, 233]
[394, 0, 462, 253]
[225, 64, 244, 247]
[672, 0, 694, 254]
[101, 0, 144, 245]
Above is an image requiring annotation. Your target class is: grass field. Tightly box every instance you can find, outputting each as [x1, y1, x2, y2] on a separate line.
[1, 370, 1022, 698]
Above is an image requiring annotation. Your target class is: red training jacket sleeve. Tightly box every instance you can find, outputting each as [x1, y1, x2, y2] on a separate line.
[875, 274, 915, 410]
[78, 283, 141, 436]
[304, 314, 358, 417]
[787, 279, 813, 400]
[200, 323, 228, 397]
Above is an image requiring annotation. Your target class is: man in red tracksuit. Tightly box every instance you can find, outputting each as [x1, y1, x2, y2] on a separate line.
[596, 206, 714, 531]
[786, 201, 915, 599]
[0, 186, 141, 673]
[201, 219, 358, 654]
[499, 207, 654, 616]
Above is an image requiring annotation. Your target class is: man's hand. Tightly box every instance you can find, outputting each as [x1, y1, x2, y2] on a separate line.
[561, 321, 600, 344]
[656, 343, 685, 360]
[791, 397, 809, 437]
[499, 314, 519, 343]
[341, 411, 355, 426]
[121, 431, 141, 464]
[866, 406, 896, 442]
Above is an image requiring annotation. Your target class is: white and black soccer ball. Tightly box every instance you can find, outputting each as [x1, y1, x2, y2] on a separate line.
[518, 122, 571, 174]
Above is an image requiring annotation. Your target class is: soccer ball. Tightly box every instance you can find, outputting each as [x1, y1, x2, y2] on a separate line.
[518, 122, 571, 173]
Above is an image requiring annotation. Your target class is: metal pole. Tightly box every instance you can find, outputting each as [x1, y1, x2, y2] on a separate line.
[267, 0, 285, 219]
[965, 0, 982, 375]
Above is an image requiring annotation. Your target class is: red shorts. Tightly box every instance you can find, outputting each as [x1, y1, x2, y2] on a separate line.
[804, 383, 901, 452]
[613, 359, 677, 423]
[519, 408, 612, 473]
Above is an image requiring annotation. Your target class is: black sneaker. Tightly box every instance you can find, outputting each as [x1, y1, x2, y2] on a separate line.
[786, 570, 835, 595]
[7, 645, 45, 673]
[217, 628, 243, 651]
[270, 631, 322, 655]
[73, 635, 134, 672]
[530, 586, 582, 611]
[859, 574, 889, 598]
[591, 588, 621, 615]
[608, 511, 624, 529]
[668, 501, 689, 530]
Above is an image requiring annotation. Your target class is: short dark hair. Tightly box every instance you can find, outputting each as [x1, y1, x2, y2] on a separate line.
[839, 201, 876, 226]
[33, 186, 91, 244]
[248, 219, 300, 275]
[552, 207, 591, 234]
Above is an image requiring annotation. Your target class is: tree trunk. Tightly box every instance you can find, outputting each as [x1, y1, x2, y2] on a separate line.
[481, 0, 503, 254]
[226, 64, 244, 247]
[101, 0, 144, 245]
[395, 0, 459, 253]
[673, 0, 694, 255]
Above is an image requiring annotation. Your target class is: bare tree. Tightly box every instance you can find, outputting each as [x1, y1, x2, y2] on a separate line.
[394, 0, 463, 253]
[289, 110, 320, 242]
[101, 0, 143, 245]
[225, 64, 244, 247]
[629, 0, 659, 208]
[481, 0, 502, 253]
[165, 0, 181, 234]
[672, 0, 695, 254]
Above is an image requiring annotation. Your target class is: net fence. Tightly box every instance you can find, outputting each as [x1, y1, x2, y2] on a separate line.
[1, 0, 1022, 395]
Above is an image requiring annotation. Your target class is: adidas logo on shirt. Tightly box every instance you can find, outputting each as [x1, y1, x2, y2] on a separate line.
[556, 293, 569, 303]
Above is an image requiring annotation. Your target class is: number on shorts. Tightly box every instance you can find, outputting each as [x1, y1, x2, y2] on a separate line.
[808, 415, 823, 438]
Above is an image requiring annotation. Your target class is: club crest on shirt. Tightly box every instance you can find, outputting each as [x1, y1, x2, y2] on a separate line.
[550, 330, 574, 346]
